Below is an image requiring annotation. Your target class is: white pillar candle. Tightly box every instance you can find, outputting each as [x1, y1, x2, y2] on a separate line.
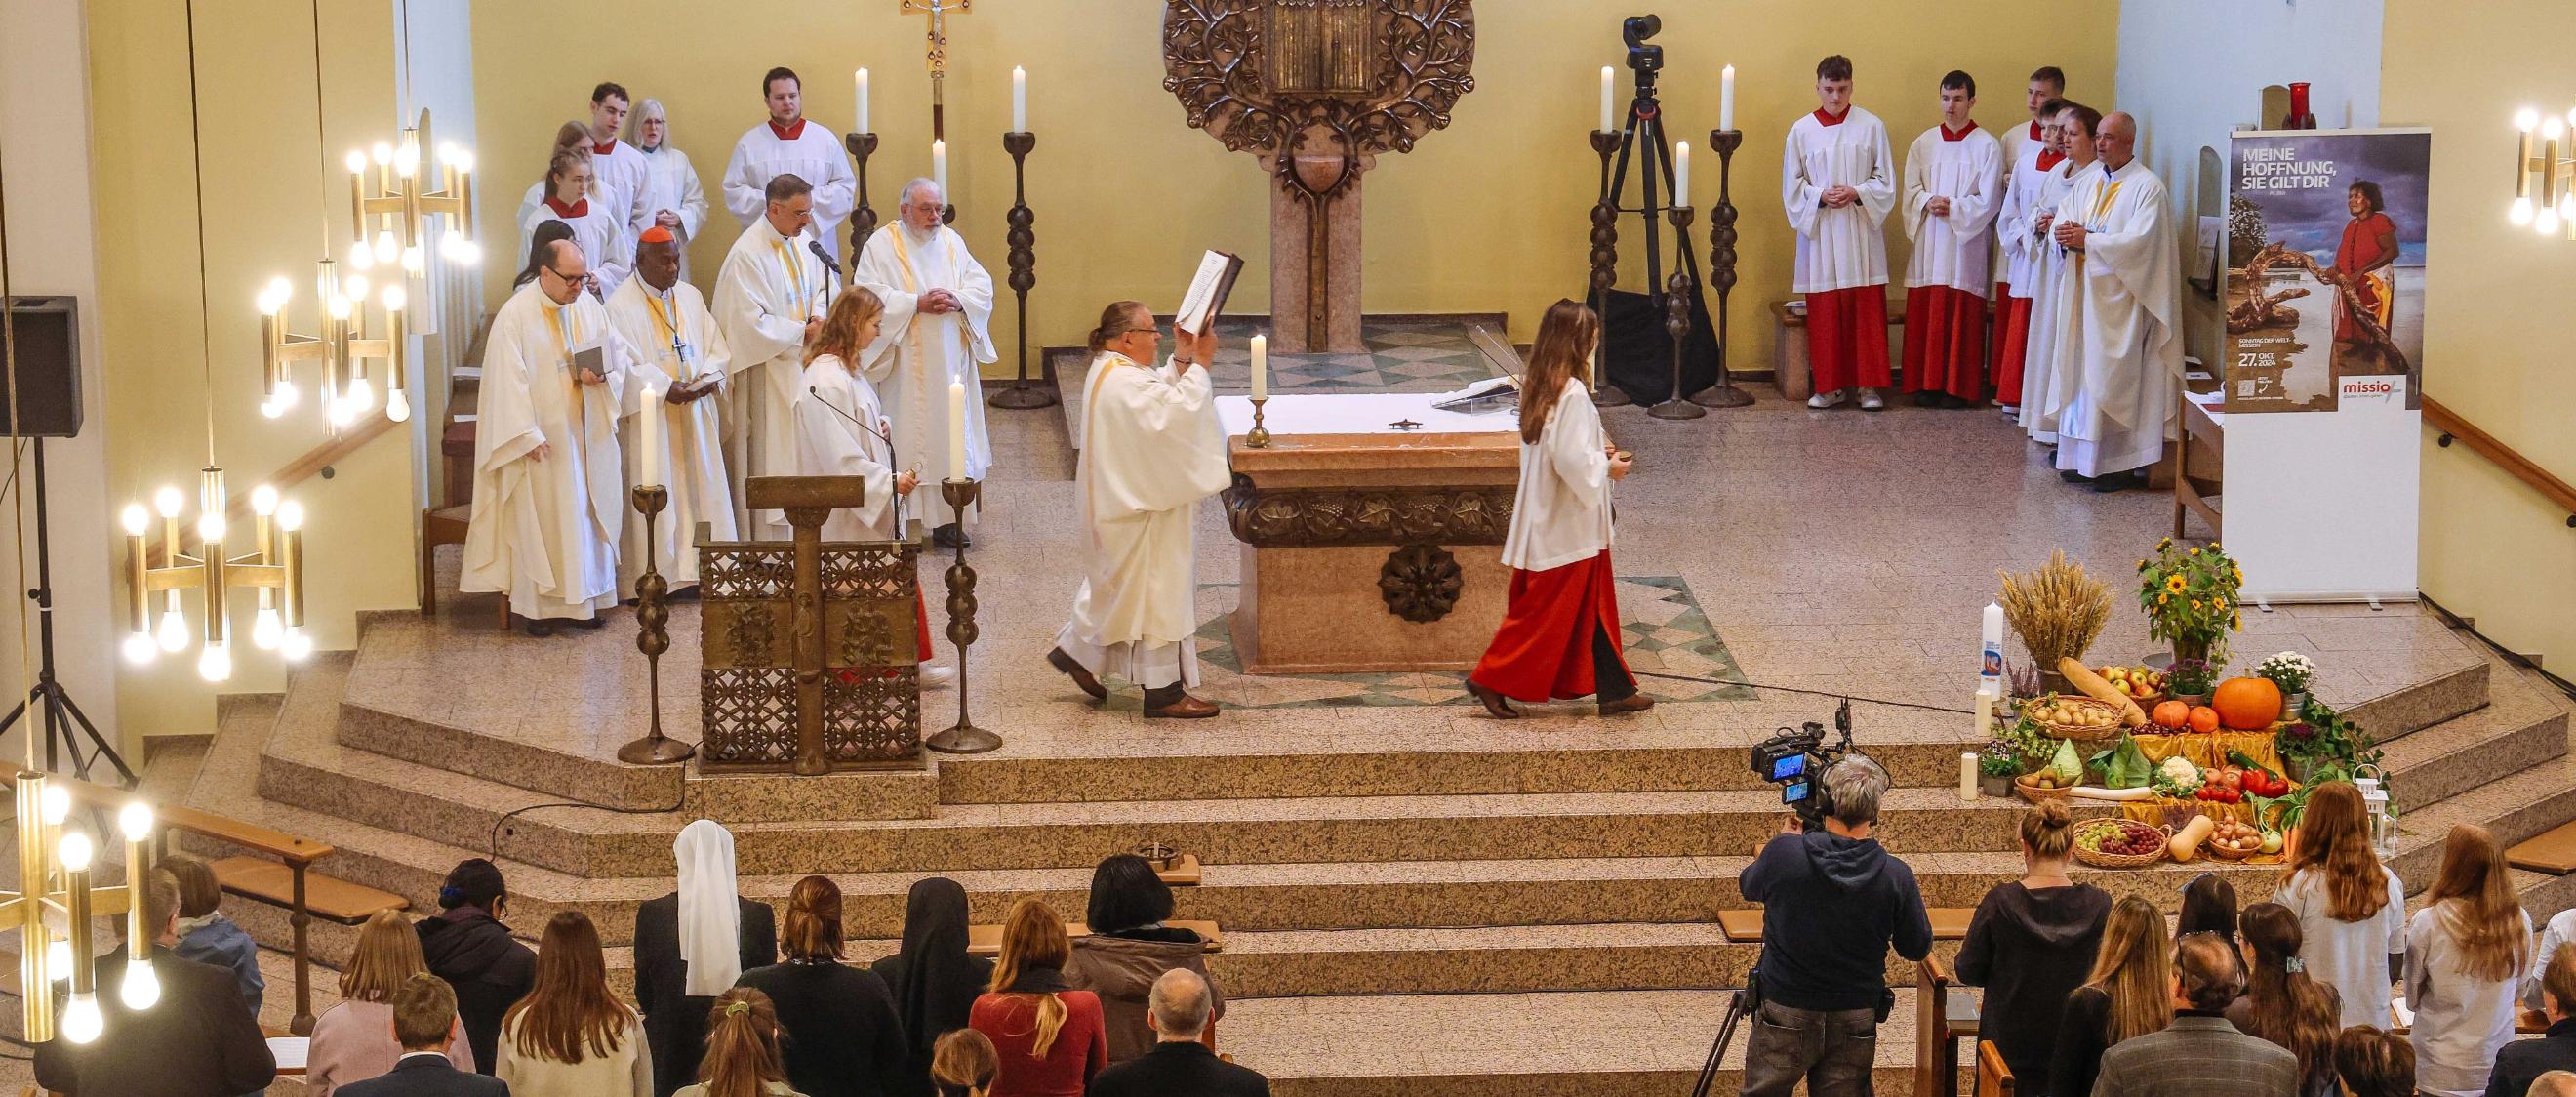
[856, 68, 870, 134]
[1959, 751, 1980, 802]
[1720, 64, 1737, 131]
[1981, 601, 2006, 692]
[1672, 142, 1691, 207]
[947, 378, 968, 480]
[932, 139, 947, 199]
[1012, 66, 1027, 133]
[640, 385, 664, 487]
[1249, 334, 1268, 399]
[1599, 67, 1616, 132]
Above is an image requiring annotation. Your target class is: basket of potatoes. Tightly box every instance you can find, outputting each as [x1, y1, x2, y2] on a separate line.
[2021, 693, 2127, 743]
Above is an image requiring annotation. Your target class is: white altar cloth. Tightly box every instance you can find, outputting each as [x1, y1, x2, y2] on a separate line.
[1216, 392, 1516, 439]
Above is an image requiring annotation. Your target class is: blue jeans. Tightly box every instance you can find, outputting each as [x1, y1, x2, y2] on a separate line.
[1742, 999, 1877, 1097]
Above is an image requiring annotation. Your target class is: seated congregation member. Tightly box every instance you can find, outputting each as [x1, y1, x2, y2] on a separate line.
[2408, 825, 2533, 1097]
[2487, 945, 2576, 1097]
[2335, 1025, 2418, 1097]
[677, 987, 806, 1097]
[1738, 755, 1930, 1097]
[310, 910, 476, 1095]
[636, 820, 777, 1097]
[33, 869, 276, 1097]
[2050, 896, 2173, 1097]
[2089, 932, 2299, 1097]
[165, 851, 265, 1016]
[736, 875, 909, 1097]
[2181, 872, 2240, 946]
[2275, 781, 2408, 1030]
[1086, 970, 1268, 1097]
[970, 899, 1107, 1097]
[339, 974, 509, 1097]
[1067, 853, 1224, 1064]
[497, 911, 651, 1096]
[930, 1030, 997, 1097]
[1955, 798, 2111, 1087]
[1462, 300, 1649, 720]
[872, 878, 995, 1097]
[418, 858, 538, 1074]
[2536, 1075, 2576, 1097]
[2229, 903, 2344, 1097]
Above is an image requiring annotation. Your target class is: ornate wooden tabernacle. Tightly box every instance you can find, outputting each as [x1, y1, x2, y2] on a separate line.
[699, 477, 921, 774]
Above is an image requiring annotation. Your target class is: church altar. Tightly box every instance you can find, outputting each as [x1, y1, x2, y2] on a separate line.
[1217, 392, 1519, 673]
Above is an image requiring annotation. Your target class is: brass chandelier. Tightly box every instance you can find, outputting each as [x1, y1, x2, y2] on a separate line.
[2509, 106, 2576, 237]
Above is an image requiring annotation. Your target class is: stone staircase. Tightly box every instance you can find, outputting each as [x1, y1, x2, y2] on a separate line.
[176, 611, 2576, 1096]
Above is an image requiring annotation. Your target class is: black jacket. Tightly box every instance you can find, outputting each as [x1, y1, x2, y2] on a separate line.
[634, 892, 777, 1097]
[2486, 1018, 2576, 1097]
[1087, 1041, 1269, 1097]
[32, 946, 276, 1097]
[1954, 880, 2113, 1088]
[737, 959, 911, 1097]
[1738, 830, 1933, 1011]
[417, 907, 537, 1074]
[339, 1053, 513, 1097]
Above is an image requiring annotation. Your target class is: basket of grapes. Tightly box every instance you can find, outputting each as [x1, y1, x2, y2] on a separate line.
[2073, 818, 2170, 870]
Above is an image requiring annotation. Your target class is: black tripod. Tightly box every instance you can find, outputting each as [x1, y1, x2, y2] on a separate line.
[1688, 988, 1751, 1097]
[0, 438, 134, 786]
[1593, 64, 1706, 412]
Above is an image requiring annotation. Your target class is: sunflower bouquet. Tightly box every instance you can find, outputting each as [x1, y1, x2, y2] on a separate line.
[2137, 539, 2243, 664]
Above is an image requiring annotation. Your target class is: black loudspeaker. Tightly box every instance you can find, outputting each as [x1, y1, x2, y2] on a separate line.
[0, 297, 83, 439]
[1593, 287, 1719, 405]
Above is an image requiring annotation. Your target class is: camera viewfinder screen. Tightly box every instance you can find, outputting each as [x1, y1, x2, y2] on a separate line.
[1781, 781, 1807, 804]
[1769, 753, 1807, 781]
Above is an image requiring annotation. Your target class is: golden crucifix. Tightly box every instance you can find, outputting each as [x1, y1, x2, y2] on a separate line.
[901, 0, 971, 141]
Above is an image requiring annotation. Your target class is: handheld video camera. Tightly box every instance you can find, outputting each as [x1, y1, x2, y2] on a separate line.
[1748, 699, 1856, 832]
[1622, 15, 1664, 81]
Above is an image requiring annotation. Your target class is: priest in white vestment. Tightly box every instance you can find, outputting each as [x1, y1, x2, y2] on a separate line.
[2050, 112, 2182, 492]
[1045, 304, 1230, 720]
[1992, 77, 2069, 417]
[851, 179, 997, 548]
[626, 99, 711, 284]
[462, 238, 633, 635]
[1898, 71, 2004, 407]
[1783, 56, 1897, 410]
[606, 228, 736, 598]
[2021, 102, 2099, 446]
[584, 83, 651, 237]
[520, 149, 631, 299]
[712, 173, 842, 538]
[722, 68, 858, 261]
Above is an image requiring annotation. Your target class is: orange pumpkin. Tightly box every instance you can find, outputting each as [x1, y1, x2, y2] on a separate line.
[2152, 700, 2192, 730]
[2212, 676, 2285, 731]
[2187, 706, 2222, 733]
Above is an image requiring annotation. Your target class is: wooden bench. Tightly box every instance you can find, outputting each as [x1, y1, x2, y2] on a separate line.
[1976, 1038, 2015, 1097]
[968, 920, 1224, 957]
[2509, 820, 2576, 874]
[1916, 955, 1981, 1097]
[1716, 906, 1974, 943]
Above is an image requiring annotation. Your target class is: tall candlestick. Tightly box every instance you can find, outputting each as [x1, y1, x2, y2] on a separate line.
[947, 378, 968, 479]
[932, 139, 948, 197]
[640, 384, 665, 487]
[1249, 334, 1268, 399]
[1720, 64, 1737, 131]
[1599, 67, 1616, 133]
[1673, 142, 1691, 207]
[1012, 66, 1027, 133]
[856, 68, 870, 135]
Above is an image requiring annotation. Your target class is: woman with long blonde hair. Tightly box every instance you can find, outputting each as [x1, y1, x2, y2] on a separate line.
[2047, 895, 2173, 1097]
[2405, 824, 2531, 1096]
[969, 899, 1106, 1096]
[675, 987, 803, 1097]
[497, 911, 651, 1095]
[2275, 780, 2408, 1029]
[306, 910, 473, 1094]
[1463, 299, 1646, 719]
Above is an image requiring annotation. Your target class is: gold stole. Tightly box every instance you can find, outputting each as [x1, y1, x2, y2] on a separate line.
[884, 227, 982, 472]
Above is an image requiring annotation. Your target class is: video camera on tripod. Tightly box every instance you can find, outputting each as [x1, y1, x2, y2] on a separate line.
[1748, 698, 1858, 832]
[1622, 14, 1664, 85]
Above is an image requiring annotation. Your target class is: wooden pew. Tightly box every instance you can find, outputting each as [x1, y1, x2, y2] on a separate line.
[1976, 1038, 2015, 1097]
[1715, 906, 1974, 943]
[1915, 955, 1980, 1097]
[968, 920, 1224, 957]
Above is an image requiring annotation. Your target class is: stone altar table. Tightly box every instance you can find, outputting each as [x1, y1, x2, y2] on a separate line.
[1217, 392, 1518, 673]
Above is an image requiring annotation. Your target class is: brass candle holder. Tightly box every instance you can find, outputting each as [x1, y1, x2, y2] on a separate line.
[990, 131, 1053, 410]
[1691, 129, 1756, 408]
[1647, 204, 1706, 421]
[844, 132, 881, 260]
[926, 477, 999, 753]
[1586, 130, 1630, 407]
[617, 485, 694, 765]
[1246, 395, 1272, 448]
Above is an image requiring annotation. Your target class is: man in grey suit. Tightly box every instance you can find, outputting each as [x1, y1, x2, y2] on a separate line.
[2090, 933, 2298, 1097]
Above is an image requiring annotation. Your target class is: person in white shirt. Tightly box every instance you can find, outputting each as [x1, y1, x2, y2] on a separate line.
[2404, 823, 2533, 1097]
[2272, 781, 2408, 1032]
[584, 82, 651, 240]
[1898, 69, 2004, 409]
[1783, 55, 1897, 411]
[1990, 67, 2067, 418]
[723, 67, 858, 262]
[517, 122, 597, 268]
[519, 148, 632, 299]
[1463, 299, 1650, 720]
[624, 99, 712, 285]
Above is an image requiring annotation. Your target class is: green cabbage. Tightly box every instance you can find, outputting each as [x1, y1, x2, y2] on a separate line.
[2049, 738, 2084, 786]
[2091, 733, 2153, 790]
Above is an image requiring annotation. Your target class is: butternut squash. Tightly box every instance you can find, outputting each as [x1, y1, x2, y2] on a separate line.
[2170, 815, 2216, 862]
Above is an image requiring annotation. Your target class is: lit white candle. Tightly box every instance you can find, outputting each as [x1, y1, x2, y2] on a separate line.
[1672, 142, 1691, 207]
[1599, 67, 1616, 132]
[932, 139, 947, 199]
[640, 385, 665, 487]
[947, 378, 968, 480]
[1249, 334, 1268, 399]
[1720, 64, 1737, 131]
[1012, 66, 1027, 133]
[856, 68, 870, 134]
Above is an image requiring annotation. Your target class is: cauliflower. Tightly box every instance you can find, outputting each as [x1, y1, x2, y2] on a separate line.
[2159, 755, 2199, 785]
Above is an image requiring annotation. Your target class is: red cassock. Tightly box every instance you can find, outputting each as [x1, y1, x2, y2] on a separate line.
[1470, 550, 1634, 702]
[1988, 283, 2033, 405]
[1805, 287, 1893, 393]
[1900, 284, 1988, 400]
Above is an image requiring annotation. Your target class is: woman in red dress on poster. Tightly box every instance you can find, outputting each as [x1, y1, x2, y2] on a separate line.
[1463, 300, 1652, 720]
[2325, 181, 2398, 356]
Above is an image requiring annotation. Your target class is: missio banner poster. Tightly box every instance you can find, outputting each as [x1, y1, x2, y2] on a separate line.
[2223, 129, 2431, 414]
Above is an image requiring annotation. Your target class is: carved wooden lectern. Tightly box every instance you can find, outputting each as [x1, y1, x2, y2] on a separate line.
[698, 476, 921, 775]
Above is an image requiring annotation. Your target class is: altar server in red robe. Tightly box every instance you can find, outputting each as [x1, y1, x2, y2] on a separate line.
[1784, 55, 1897, 411]
[1992, 68, 2068, 416]
[1899, 70, 2004, 407]
[1465, 301, 1651, 720]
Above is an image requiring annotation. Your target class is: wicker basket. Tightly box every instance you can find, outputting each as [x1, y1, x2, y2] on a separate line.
[2205, 838, 2260, 861]
[2014, 774, 2073, 804]
[2073, 819, 2170, 870]
[2027, 696, 2129, 741]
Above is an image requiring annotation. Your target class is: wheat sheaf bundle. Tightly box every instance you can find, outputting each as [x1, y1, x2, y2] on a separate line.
[1997, 550, 2114, 670]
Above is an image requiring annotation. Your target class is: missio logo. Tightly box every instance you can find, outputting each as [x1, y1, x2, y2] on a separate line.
[2342, 380, 2395, 396]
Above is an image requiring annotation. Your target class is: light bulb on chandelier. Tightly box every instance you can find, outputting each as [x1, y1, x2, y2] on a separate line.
[348, 240, 374, 271]
[342, 273, 370, 305]
[401, 245, 424, 274]
[386, 387, 412, 423]
[2512, 196, 2535, 226]
[45, 935, 70, 984]
[155, 602, 187, 653]
[252, 608, 283, 650]
[347, 377, 375, 416]
[120, 956, 160, 1011]
[197, 641, 230, 683]
[374, 230, 399, 265]
[60, 993, 101, 1045]
[2540, 208, 2563, 236]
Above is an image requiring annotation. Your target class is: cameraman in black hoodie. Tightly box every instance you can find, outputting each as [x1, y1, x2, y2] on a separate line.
[1738, 754, 1932, 1097]
[416, 858, 537, 1075]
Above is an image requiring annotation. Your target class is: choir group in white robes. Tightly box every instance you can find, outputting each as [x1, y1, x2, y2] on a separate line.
[852, 182, 998, 537]
[2019, 105, 2093, 446]
[1782, 62, 1898, 408]
[723, 71, 858, 261]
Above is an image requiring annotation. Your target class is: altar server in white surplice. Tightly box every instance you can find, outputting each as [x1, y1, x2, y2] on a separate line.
[1045, 303, 1230, 721]
[712, 173, 842, 538]
[583, 83, 651, 237]
[606, 228, 736, 598]
[518, 122, 598, 268]
[1783, 54, 1897, 410]
[463, 238, 633, 635]
[520, 148, 632, 299]
[852, 178, 997, 548]
[1898, 70, 2004, 407]
[1992, 72, 2070, 417]
[625, 99, 711, 284]
[722, 67, 857, 261]
[2050, 111, 2182, 493]
[2021, 102, 2097, 446]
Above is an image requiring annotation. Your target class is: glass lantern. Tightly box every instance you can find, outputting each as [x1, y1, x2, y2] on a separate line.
[2354, 765, 2398, 862]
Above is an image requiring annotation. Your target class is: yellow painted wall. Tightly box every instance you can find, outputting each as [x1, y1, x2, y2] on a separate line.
[2381, 0, 2576, 666]
[88, 0, 420, 740]
[470, 0, 2117, 360]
